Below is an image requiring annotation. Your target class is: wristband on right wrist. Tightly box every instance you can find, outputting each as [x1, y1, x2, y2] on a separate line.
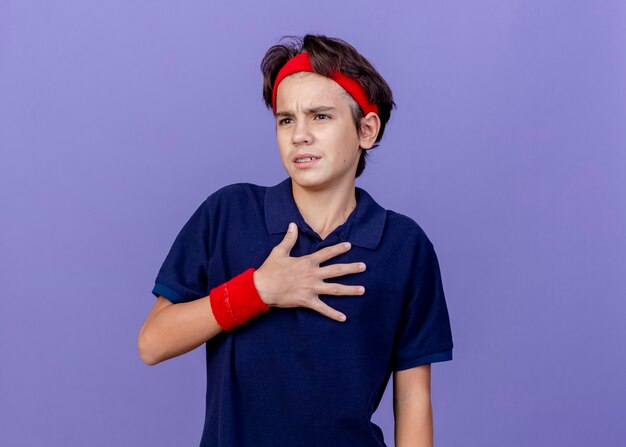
[209, 267, 270, 331]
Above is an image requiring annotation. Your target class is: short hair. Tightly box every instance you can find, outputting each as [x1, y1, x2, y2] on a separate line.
[260, 34, 396, 178]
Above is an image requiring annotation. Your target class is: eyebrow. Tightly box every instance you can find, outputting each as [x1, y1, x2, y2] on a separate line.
[275, 106, 337, 118]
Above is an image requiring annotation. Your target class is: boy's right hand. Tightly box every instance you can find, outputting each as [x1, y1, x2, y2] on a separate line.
[252, 222, 367, 322]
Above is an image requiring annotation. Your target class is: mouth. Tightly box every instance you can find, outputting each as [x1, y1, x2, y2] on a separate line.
[293, 154, 322, 169]
[293, 153, 322, 162]
[291, 153, 322, 169]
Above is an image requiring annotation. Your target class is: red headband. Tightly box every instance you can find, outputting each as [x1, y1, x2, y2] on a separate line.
[271, 52, 379, 117]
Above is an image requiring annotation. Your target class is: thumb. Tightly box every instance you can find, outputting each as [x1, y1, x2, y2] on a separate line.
[278, 222, 298, 255]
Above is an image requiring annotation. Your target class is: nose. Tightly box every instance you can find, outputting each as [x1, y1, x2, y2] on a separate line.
[291, 117, 313, 145]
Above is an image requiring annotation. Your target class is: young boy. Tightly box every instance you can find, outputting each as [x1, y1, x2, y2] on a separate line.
[139, 34, 453, 447]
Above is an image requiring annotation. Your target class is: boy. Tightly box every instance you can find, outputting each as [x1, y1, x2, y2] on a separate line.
[139, 34, 453, 447]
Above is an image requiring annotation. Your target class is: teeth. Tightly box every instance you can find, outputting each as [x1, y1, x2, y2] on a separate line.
[296, 157, 319, 163]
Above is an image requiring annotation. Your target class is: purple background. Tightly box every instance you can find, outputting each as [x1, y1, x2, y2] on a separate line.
[1, 1, 624, 446]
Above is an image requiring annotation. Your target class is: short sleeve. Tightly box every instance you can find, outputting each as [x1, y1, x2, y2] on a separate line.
[391, 238, 453, 371]
[151, 198, 211, 304]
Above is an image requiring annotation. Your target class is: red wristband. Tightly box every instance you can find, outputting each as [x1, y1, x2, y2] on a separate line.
[209, 267, 270, 331]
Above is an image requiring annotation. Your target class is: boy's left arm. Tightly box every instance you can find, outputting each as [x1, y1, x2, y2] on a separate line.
[393, 364, 434, 447]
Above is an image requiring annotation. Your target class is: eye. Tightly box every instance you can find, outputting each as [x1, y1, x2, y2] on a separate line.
[315, 114, 330, 120]
[278, 118, 292, 125]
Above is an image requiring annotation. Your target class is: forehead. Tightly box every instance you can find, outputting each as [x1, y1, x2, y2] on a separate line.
[276, 72, 349, 110]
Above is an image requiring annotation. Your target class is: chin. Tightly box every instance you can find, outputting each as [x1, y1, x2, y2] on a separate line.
[292, 172, 336, 190]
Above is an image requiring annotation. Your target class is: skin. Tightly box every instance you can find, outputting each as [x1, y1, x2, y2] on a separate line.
[394, 364, 434, 447]
[274, 71, 379, 240]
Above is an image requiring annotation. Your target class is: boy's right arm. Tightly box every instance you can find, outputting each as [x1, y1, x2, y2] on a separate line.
[137, 295, 224, 366]
[139, 223, 366, 366]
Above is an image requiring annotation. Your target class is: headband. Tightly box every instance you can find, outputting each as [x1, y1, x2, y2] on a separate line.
[271, 52, 379, 117]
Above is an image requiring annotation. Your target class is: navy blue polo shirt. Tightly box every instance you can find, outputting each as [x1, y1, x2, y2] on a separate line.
[151, 176, 453, 447]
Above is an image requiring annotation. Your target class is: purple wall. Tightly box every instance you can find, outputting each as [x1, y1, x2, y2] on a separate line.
[1, 1, 624, 446]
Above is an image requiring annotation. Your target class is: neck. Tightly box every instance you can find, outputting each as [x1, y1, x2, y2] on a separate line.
[291, 177, 357, 240]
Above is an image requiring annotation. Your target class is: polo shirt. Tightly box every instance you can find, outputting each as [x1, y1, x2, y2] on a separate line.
[151, 176, 454, 447]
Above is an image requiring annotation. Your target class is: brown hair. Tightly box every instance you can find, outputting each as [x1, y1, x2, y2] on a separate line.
[260, 34, 396, 178]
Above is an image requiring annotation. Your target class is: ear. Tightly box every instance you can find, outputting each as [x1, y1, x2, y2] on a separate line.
[358, 112, 381, 149]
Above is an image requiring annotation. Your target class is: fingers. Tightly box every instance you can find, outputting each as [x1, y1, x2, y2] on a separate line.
[309, 241, 352, 265]
[317, 281, 365, 297]
[317, 261, 366, 280]
[306, 297, 348, 322]
[276, 222, 298, 256]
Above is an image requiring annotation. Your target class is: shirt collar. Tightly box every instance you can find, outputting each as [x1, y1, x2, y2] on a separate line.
[264, 177, 387, 250]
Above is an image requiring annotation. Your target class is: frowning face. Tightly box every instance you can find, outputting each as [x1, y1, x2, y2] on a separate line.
[274, 71, 363, 192]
